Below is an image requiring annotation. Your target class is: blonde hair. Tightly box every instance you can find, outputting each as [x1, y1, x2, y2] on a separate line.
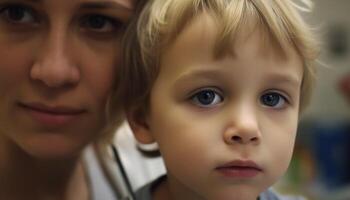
[97, 0, 148, 144]
[117, 0, 319, 115]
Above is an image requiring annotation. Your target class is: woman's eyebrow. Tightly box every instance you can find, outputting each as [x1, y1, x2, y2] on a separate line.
[26, 0, 42, 3]
[79, 1, 134, 11]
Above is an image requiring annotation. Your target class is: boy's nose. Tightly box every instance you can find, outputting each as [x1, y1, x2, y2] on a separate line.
[224, 127, 260, 145]
[30, 31, 80, 88]
[223, 105, 261, 145]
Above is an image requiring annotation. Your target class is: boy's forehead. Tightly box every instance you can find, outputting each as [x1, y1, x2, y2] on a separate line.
[160, 12, 303, 79]
[168, 13, 217, 55]
[164, 12, 294, 62]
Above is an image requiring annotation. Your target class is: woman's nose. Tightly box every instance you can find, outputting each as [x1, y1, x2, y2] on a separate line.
[30, 31, 80, 88]
[223, 105, 261, 145]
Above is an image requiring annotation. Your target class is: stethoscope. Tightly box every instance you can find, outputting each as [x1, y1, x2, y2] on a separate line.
[111, 144, 136, 200]
[110, 141, 159, 200]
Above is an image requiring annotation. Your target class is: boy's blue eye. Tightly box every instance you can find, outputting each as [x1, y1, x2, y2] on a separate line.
[0, 4, 36, 24]
[260, 92, 287, 108]
[191, 89, 223, 107]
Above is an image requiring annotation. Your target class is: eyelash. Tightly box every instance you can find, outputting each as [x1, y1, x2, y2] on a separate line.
[188, 87, 291, 109]
[79, 14, 124, 33]
[260, 91, 290, 109]
[0, 3, 124, 34]
[0, 3, 38, 25]
[189, 87, 224, 108]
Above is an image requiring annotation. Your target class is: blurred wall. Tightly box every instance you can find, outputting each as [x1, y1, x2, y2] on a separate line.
[303, 0, 350, 122]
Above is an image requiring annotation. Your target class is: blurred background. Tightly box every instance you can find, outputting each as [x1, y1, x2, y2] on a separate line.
[276, 0, 350, 200]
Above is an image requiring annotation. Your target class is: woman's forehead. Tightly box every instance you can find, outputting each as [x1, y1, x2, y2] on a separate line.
[23, 0, 135, 10]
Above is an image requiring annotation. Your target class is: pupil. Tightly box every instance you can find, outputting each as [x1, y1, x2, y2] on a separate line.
[8, 6, 25, 21]
[198, 91, 215, 105]
[88, 16, 106, 29]
[262, 94, 279, 106]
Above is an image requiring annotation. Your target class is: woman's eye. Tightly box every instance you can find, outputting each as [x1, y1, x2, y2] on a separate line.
[191, 89, 223, 107]
[81, 14, 122, 32]
[260, 92, 288, 109]
[0, 5, 36, 24]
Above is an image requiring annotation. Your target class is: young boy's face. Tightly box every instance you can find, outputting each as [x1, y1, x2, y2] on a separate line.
[131, 14, 303, 200]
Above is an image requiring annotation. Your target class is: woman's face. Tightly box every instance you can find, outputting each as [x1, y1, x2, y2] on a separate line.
[0, 0, 134, 159]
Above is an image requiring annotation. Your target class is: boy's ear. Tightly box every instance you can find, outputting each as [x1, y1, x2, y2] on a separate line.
[126, 108, 155, 144]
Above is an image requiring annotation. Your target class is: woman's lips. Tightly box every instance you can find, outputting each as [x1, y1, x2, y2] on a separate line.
[216, 160, 263, 178]
[19, 102, 86, 127]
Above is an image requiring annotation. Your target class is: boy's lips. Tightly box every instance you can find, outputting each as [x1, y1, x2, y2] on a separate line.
[215, 160, 263, 178]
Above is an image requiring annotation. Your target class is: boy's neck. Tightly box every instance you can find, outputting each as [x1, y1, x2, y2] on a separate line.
[153, 175, 260, 200]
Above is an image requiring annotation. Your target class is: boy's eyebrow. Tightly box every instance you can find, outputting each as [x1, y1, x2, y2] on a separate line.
[175, 69, 224, 83]
[266, 73, 302, 88]
[174, 69, 302, 88]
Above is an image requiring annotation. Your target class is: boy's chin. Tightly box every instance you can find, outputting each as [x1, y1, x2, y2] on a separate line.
[206, 186, 261, 200]
[210, 193, 259, 200]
